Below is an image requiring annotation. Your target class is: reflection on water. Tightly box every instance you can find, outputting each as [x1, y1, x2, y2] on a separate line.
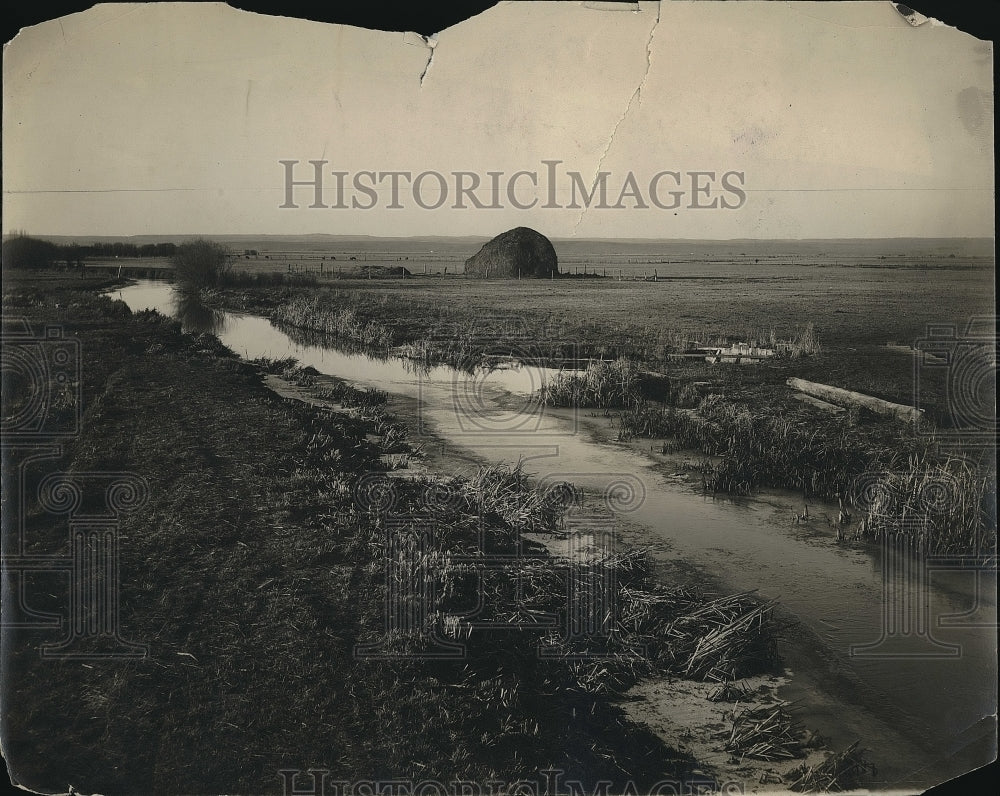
[109, 280, 564, 397]
[274, 321, 435, 378]
[172, 288, 229, 336]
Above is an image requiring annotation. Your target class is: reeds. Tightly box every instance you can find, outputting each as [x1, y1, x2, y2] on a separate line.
[725, 703, 804, 762]
[316, 381, 389, 412]
[614, 389, 996, 556]
[217, 270, 318, 288]
[617, 403, 685, 441]
[344, 466, 783, 700]
[253, 355, 302, 375]
[788, 322, 822, 358]
[674, 381, 703, 409]
[11, 270, 802, 791]
[624, 589, 780, 682]
[786, 741, 877, 792]
[252, 354, 792, 765]
[466, 462, 561, 534]
[539, 357, 642, 408]
[708, 679, 753, 702]
[255, 357, 415, 463]
[680, 599, 778, 681]
[272, 295, 393, 348]
[854, 454, 997, 556]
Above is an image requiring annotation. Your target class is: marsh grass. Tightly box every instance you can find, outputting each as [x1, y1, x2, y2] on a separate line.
[255, 357, 412, 457]
[218, 270, 318, 288]
[232, 284, 823, 378]
[273, 295, 393, 348]
[614, 394, 996, 556]
[341, 463, 786, 783]
[2, 272, 892, 793]
[539, 357, 642, 408]
[345, 462, 783, 702]
[853, 455, 997, 556]
[6, 289, 706, 791]
[789, 322, 822, 358]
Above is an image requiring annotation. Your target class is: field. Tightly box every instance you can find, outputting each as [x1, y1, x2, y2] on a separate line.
[2, 237, 995, 793]
[200, 240, 995, 560]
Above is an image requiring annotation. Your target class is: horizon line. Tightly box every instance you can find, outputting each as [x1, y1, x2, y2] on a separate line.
[3, 232, 995, 243]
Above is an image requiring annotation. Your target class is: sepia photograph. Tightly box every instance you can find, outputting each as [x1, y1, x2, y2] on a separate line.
[2, 2, 995, 795]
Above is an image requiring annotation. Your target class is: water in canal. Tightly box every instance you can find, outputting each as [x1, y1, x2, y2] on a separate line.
[110, 280, 997, 789]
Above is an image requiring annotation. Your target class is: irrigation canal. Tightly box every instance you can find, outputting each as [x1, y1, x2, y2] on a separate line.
[110, 279, 996, 789]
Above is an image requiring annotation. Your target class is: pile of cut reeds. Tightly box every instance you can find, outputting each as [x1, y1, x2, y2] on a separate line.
[724, 702, 804, 762]
[673, 595, 778, 681]
[620, 588, 779, 682]
[786, 741, 877, 792]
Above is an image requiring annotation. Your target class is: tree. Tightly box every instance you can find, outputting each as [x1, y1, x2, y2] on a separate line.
[171, 239, 230, 289]
[1, 233, 59, 269]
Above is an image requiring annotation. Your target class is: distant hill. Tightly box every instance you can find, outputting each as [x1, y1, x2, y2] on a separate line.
[12, 234, 993, 261]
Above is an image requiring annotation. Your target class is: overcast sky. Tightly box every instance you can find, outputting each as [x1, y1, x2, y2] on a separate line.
[2, 1, 994, 239]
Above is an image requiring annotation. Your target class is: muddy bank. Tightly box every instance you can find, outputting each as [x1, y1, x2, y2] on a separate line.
[550, 403, 996, 789]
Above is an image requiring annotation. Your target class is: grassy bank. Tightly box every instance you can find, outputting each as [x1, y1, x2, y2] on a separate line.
[2, 271, 794, 794]
[538, 360, 996, 557]
[194, 275, 997, 558]
[615, 395, 995, 557]
[201, 255, 994, 424]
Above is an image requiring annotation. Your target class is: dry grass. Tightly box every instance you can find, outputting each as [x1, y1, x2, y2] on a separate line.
[786, 741, 878, 792]
[724, 703, 805, 762]
[272, 294, 393, 348]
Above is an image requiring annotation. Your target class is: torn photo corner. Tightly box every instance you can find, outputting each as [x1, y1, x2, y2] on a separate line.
[1, 2, 995, 796]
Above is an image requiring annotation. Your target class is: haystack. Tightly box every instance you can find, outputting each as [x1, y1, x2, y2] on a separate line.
[464, 227, 558, 278]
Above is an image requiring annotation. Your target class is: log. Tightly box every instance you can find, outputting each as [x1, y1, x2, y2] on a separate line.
[792, 393, 845, 414]
[786, 377, 923, 423]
